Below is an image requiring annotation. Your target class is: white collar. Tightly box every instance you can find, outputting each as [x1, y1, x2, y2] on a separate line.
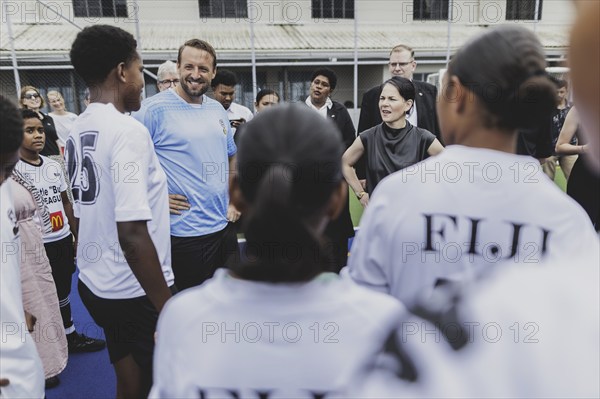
[305, 96, 333, 111]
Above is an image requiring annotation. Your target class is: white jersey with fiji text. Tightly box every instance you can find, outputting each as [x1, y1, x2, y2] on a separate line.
[452, 255, 600, 398]
[0, 182, 45, 398]
[150, 269, 404, 399]
[15, 155, 71, 243]
[348, 145, 599, 308]
[65, 102, 174, 299]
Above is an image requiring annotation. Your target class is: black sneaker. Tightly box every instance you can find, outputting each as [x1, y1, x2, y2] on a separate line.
[45, 376, 60, 389]
[67, 332, 106, 353]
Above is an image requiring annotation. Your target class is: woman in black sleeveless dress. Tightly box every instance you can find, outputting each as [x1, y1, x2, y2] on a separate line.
[556, 107, 599, 230]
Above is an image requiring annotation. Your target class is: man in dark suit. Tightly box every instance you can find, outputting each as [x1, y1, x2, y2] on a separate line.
[305, 68, 355, 272]
[356, 45, 440, 179]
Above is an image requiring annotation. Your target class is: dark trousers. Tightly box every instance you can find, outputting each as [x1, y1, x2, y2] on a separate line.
[324, 238, 350, 274]
[171, 223, 240, 291]
[44, 234, 76, 330]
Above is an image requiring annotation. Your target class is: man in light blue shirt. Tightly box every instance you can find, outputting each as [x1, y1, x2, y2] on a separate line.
[134, 39, 240, 291]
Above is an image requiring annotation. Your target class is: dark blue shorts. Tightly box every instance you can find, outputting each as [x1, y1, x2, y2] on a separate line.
[78, 280, 176, 371]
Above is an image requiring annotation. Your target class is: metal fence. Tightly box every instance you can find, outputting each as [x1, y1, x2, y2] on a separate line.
[1, 0, 559, 118]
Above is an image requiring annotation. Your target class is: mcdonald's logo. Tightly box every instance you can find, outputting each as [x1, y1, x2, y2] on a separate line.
[50, 211, 64, 232]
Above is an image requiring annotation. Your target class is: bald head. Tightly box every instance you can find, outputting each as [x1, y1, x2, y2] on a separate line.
[569, 1, 600, 170]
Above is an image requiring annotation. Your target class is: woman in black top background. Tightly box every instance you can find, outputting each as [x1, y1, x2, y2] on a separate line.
[19, 86, 60, 156]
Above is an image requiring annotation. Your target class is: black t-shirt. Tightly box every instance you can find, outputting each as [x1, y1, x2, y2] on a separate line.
[360, 122, 435, 194]
[40, 112, 60, 156]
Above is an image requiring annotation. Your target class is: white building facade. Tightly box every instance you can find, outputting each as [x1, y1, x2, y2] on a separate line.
[0, 0, 573, 112]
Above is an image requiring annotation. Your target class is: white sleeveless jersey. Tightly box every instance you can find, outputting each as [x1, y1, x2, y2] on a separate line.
[65, 102, 174, 299]
[347, 145, 599, 308]
[150, 269, 404, 398]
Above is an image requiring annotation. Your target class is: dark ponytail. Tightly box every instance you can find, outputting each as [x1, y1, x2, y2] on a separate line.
[447, 25, 556, 131]
[234, 104, 344, 283]
[513, 75, 557, 129]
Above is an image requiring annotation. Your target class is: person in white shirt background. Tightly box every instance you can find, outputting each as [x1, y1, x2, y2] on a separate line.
[155, 60, 179, 93]
[210, 69, 253, 133]
[47, 90, 78, 149]
[150, 105, 406, 398]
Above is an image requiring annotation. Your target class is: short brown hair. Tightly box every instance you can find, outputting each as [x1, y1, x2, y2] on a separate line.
[389, 44, 414, 58]
[177, 39, 217, 69]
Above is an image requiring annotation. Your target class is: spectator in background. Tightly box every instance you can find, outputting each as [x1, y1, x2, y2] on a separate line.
[19, 86, 60, 157]
[211, 69, 253, 134]
[305, 68, 356, 272]
[254, 88, 279, 113]
[83, 88, 91, 108]
[156, 60, 179, 92]
[47, 90, 78, 148]
[235, 89, 280, 145]
[543, 78, 577, 181]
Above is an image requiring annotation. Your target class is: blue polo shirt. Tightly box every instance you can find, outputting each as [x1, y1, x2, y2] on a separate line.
[133, 89, 236, 237]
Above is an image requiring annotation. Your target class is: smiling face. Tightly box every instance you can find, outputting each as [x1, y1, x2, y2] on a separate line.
[21, 117, 45, 156]
[21, 90, 42, 111]
[176, 46, 216, 104]
[48, 93, 65, 112]
[310, 75, 332, 107]
[379, 82, 413, 128]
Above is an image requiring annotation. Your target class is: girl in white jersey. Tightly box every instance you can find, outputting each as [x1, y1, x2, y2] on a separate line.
[151, 105, 406, 398]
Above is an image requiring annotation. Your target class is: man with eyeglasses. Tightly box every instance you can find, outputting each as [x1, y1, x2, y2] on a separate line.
[156, 60, 180, 92]
[358, 44, 439, 139]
